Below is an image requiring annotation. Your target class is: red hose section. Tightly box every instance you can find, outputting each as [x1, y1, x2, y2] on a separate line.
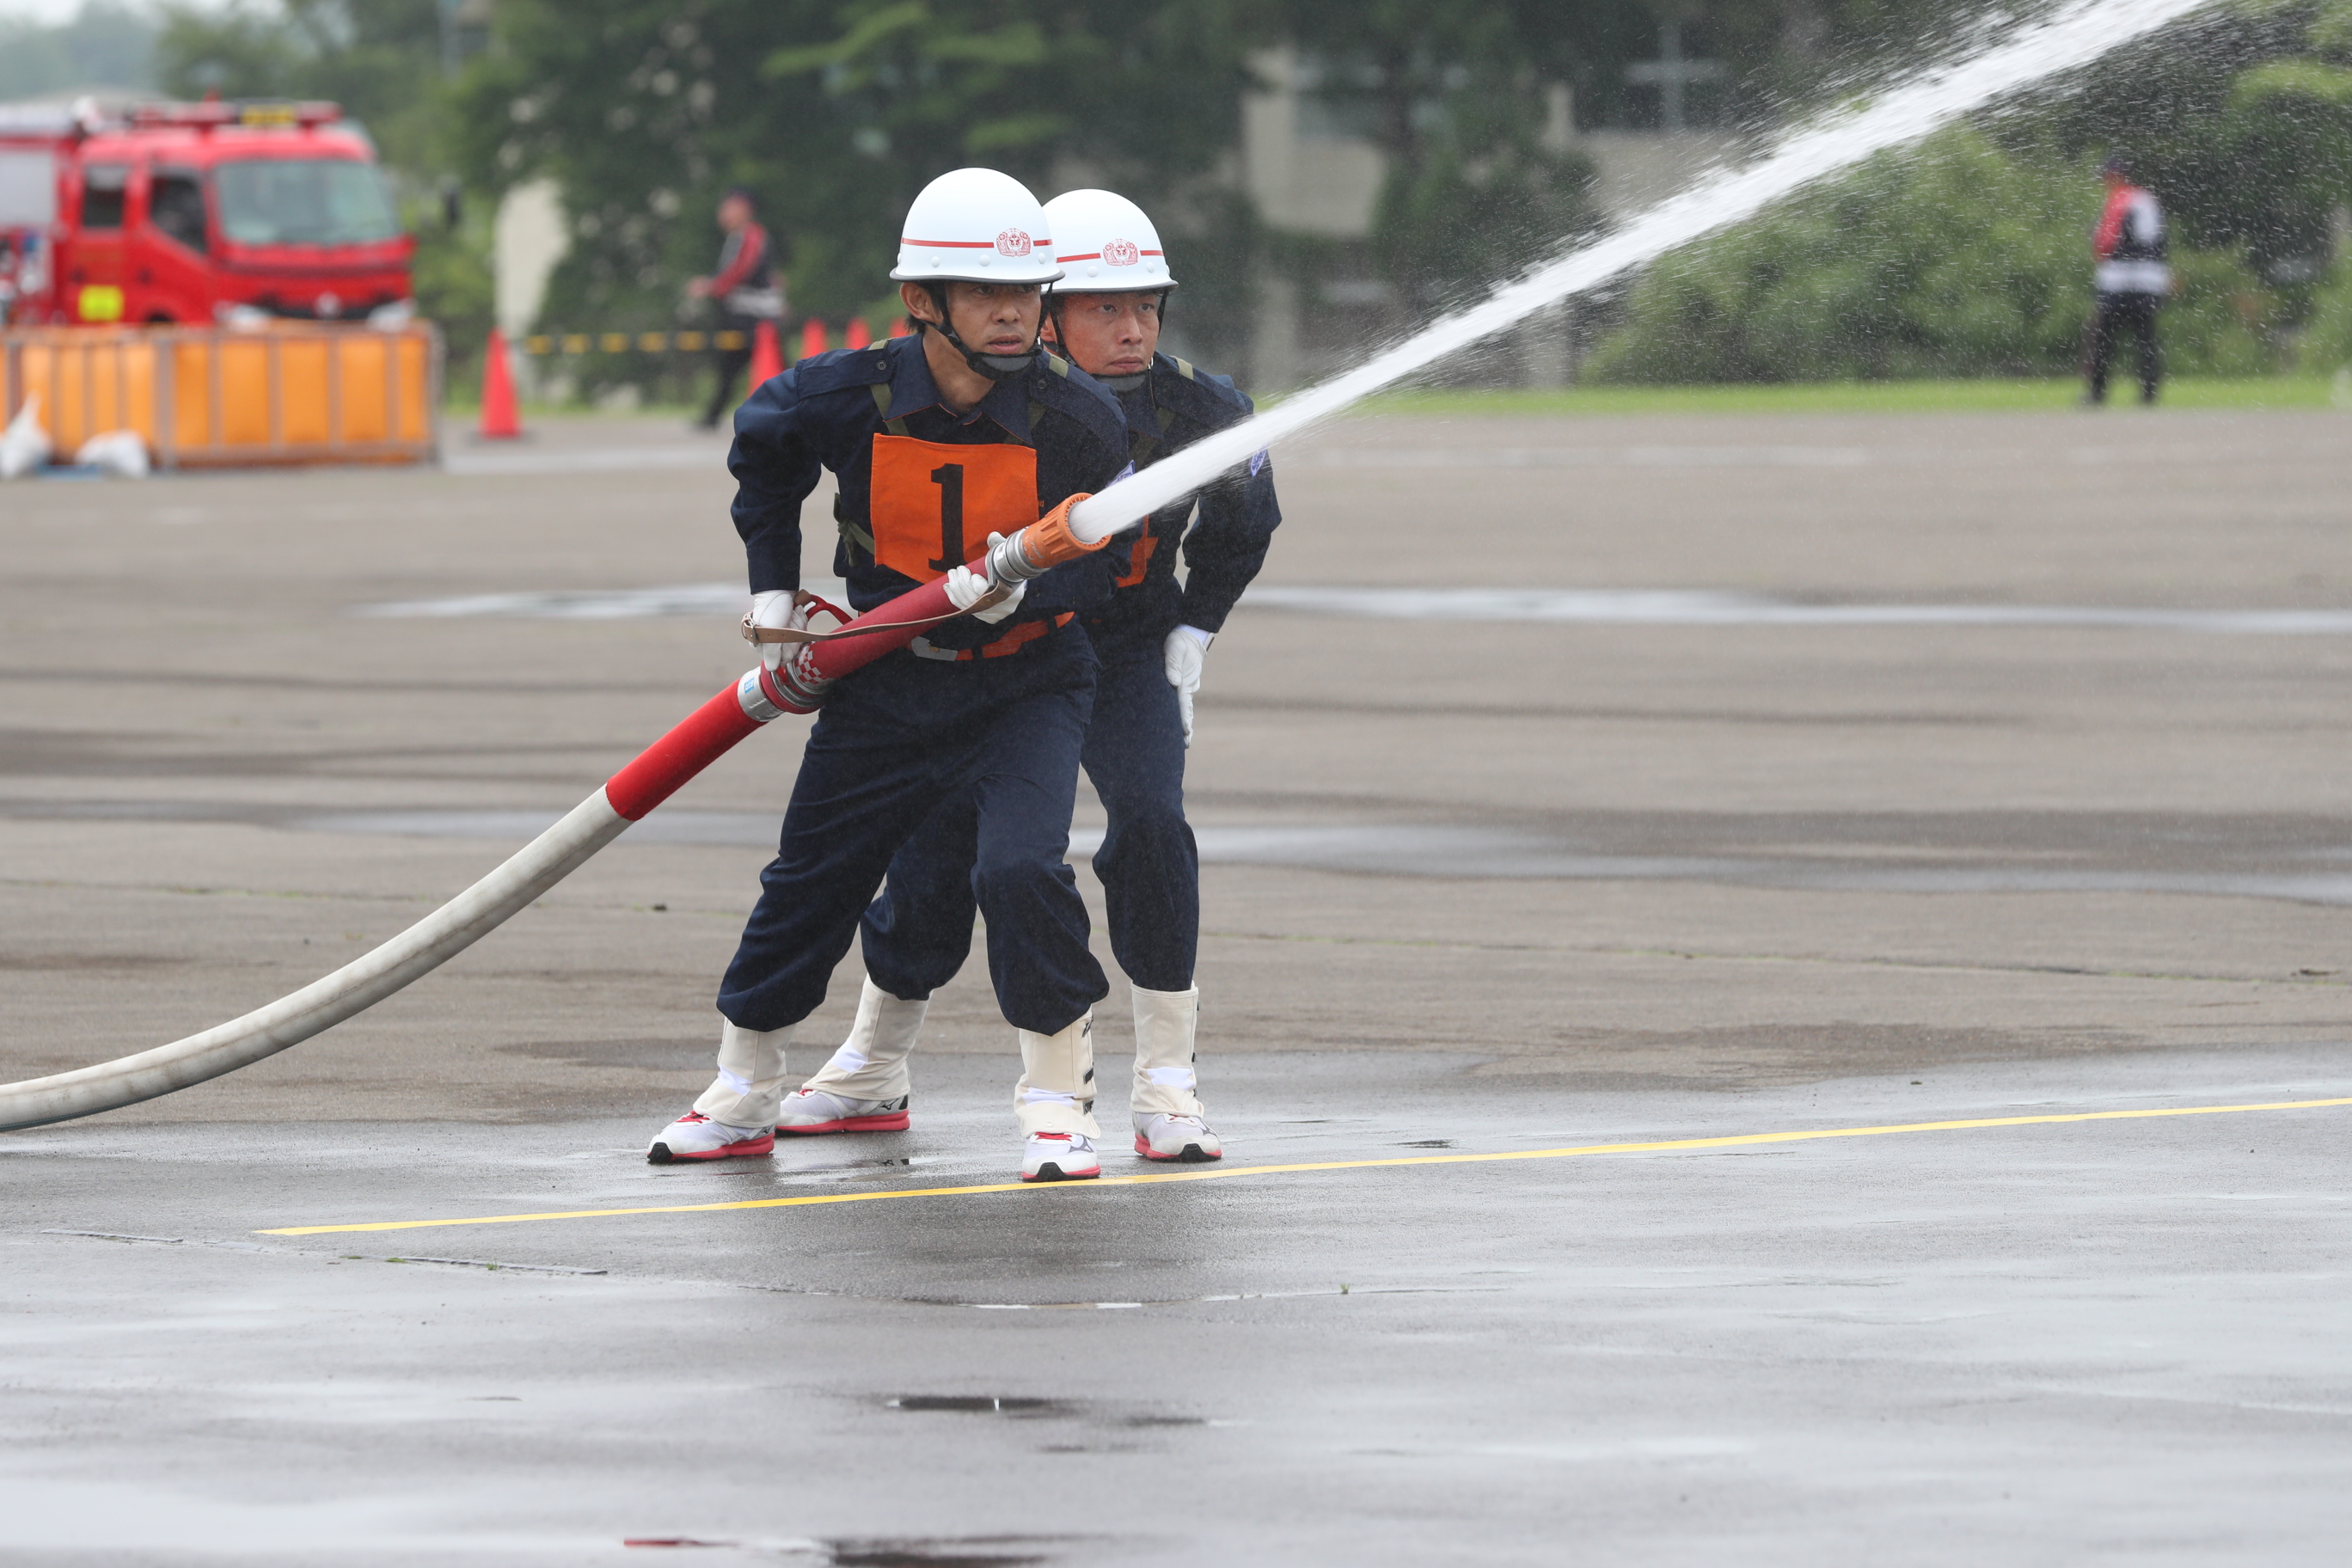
[603, 682, 765, 822]
[604, 573, 1003, 822]
[805, 576, 961, 681]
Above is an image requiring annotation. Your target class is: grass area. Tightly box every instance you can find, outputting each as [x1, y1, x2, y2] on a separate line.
[1354, 375, 2350, 418]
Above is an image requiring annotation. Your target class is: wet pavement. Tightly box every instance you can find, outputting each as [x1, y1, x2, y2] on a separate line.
[5, 407, 2352, 1560]
[9, 1047, 2352, 1565]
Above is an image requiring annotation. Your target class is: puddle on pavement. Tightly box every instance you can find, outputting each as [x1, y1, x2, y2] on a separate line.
[622, 1536, 1061, 1565]
[887, 1395, 1075, 1417]
[827, 1544, 1050, 1568]
[884, 1395, 1210, 1432]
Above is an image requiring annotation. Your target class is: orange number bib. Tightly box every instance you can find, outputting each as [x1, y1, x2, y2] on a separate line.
[866, 434, 1039, 584]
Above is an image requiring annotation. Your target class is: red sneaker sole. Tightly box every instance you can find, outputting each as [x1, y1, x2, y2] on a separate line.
[1132, 1136, 1222, 1163]
[775, 1112, 910, 1136]
[1020, 1165, 1101, 1182]
[648, 1136, 775, 1164]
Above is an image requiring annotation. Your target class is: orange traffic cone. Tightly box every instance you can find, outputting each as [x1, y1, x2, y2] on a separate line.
[748, 320, 784, 386]
[892, 316, 912, 339]
[845, 317, 872, 350]
[799, 318, 827, 363]
[477, 328, 521, 440]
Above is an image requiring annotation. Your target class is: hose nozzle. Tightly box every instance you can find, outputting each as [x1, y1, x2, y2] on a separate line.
[985, 492, 1099, 586]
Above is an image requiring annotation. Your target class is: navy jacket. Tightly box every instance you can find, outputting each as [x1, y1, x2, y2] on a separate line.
[1088, 352, 1282, 653]
[728, 333, 1130, 651]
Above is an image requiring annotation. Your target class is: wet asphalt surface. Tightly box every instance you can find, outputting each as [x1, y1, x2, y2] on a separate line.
[9, 1047, 2352, 1565]
[5, 408, 2352, 1561]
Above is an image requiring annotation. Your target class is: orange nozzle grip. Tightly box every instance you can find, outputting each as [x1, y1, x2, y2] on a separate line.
[1014, 492, 1101, 572]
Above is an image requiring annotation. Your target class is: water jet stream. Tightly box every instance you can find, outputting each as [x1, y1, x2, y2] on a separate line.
[1067, 0, 2214, 544]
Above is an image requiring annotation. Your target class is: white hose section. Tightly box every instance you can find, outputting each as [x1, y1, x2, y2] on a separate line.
[0, 789, 631, 1133]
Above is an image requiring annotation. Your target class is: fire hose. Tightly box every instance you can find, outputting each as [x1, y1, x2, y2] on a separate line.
[0, 496, 1106, 1132]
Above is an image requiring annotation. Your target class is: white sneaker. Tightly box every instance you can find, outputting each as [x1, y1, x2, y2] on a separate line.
[646, 1112, 774, 1164]
[775, 1088, 910, 1136]
[1133, 1112, 1222, 1163]
[1021, 1131, 1100, 1183]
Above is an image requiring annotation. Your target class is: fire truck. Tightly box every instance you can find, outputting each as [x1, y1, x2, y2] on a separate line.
[0, 97, 413, 328]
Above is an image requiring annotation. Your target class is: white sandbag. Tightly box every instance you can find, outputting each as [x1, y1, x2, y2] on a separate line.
[0, 395, 52, 479]
[73, 429, 151, 478]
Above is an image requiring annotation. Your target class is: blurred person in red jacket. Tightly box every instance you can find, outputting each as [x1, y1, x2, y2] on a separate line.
[2084, 152, 2171, 407]
[688, 187, 786, 430]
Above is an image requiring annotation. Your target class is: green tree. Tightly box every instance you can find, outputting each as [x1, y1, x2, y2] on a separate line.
[1586, 128, 2275, 383]
[1267, 2, 1619, 315]
[156, 1, 449, 176]
[456, 0, 1271, 388]
[1695, 0, 2044, 116]
[2003, 3, 2352, 277]
[0, 2, 158, 101]
[1255, 0, 1984, 323]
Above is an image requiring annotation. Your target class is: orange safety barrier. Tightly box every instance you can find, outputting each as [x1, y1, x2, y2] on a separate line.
[0, 322, 441, 469]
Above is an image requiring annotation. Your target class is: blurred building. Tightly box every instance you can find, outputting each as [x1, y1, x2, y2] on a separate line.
[1239, 20, 1740, 390]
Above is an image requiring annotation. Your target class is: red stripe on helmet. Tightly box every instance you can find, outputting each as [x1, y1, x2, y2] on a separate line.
[903, 237, 1053, 248]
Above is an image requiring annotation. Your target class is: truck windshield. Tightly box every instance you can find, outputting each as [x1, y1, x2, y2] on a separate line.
[214, 159, 397, 246]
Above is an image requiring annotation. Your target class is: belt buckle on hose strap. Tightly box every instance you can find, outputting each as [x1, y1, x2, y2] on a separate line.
[738, 589, 854, 648]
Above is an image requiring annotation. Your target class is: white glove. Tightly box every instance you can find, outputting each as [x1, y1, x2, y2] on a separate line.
[1163, 624, 1212, 748]
[750, 588, 801, 672]
[945, 532, 1026, 625]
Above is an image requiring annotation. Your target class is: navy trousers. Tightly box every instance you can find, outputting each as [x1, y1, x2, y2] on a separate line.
[2086, 291, 2162, 404]
[862, 629, 1198, 999]
[717, 627, 1110, 1036]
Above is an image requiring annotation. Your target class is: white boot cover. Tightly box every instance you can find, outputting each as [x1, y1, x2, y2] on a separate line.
[690, 1018, 796, 1130]
[1130, 984, 1204, 1118]
[1014, 1012, 1100, 1138]
[799, 977, 926, 1100]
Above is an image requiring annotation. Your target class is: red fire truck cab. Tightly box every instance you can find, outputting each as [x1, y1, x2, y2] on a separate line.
[0, 98, 413, 328]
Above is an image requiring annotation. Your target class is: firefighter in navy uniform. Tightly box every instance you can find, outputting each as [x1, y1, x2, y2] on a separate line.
[773, 189, 1281, 1167]
[646, 168, 1130, 1184]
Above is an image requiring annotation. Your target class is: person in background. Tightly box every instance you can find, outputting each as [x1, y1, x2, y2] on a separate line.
[2084, 152, 2170, 407]
[688, 187, 785, 430]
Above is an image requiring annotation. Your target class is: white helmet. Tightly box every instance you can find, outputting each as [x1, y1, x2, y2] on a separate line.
[891, 168, 1062, 285]
[1043, 189, 1177, 294]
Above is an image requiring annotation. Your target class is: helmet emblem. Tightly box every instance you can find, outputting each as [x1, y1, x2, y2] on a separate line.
[995, 229, 1032, 256]
[1102, 239, 1140, 266]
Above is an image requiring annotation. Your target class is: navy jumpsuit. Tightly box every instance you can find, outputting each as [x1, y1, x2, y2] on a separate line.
[714, 334, 1129, 1036]
[857, 352, 1282, 999]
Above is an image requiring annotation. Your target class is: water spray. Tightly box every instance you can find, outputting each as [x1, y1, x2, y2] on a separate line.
[1063, 0, 2212, 546]
[0, 0, 2215, 1132]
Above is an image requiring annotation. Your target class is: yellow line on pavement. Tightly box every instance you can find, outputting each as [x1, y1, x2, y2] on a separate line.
[256, 1096, 2352, 1235]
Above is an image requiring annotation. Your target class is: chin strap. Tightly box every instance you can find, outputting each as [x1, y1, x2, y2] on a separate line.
[1039, 291, 1168, 394]
[920, 285, 1038, 381]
